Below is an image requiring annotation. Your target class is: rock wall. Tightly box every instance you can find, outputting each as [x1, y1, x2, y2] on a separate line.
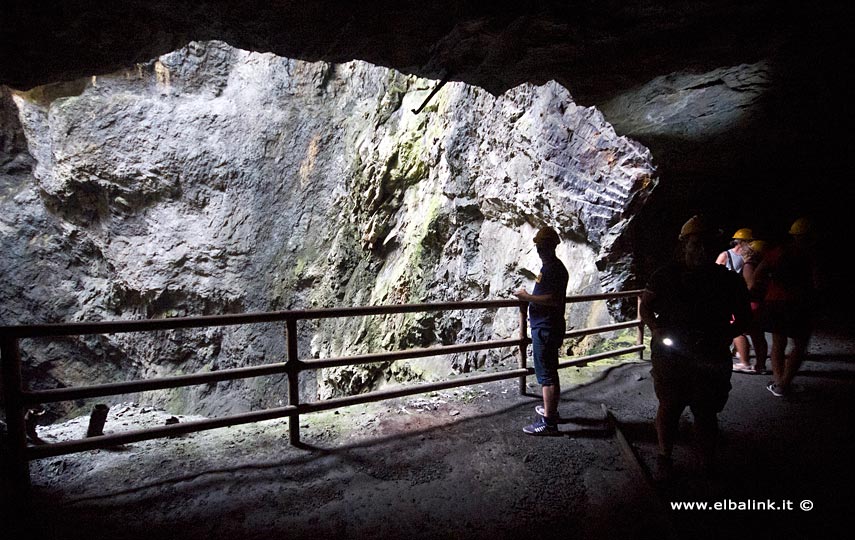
[0, 41, 655, 417]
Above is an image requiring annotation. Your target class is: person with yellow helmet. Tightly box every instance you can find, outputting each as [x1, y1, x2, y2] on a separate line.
[640, 215, 752, 476]
[749, 239, 768, 256]
[716, 227, 755, 372]
[751, 217, 818, 397]
[716, 228, 753, 273]
[788, 217, 811, 236]
[741, 239, 770, 374]
[752, 217, 817, 397]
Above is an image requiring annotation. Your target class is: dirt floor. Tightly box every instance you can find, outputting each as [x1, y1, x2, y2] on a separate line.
[6, 309, 855, 540]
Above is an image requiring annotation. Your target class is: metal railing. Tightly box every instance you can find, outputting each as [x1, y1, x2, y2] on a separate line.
[1, 290, 645, 489]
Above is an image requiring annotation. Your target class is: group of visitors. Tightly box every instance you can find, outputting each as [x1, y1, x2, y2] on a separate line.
[515, 215, 820, 477]
[714, 219, 819, 395]
[641, 215, 819, 475]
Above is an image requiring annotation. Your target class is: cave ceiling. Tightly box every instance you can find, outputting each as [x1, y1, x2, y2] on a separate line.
[1, 0, 852, 238]
[2, 1, 832, 101]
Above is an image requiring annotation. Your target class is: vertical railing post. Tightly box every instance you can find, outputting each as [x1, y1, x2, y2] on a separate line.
[1, 336, 30, 493]
[285, 318, 301, 445]
[518, 301, 528, 395]
[637, 294, 645, 360]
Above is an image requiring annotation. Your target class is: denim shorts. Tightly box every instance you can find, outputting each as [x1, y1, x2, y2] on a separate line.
[532, 327, 563, 386]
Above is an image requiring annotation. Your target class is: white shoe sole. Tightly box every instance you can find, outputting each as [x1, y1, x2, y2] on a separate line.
[534, 405, 563, 421]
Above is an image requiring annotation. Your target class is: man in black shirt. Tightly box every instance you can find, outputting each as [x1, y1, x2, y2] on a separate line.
[514, 226, 569, 435]
[640, 215, 752, 475]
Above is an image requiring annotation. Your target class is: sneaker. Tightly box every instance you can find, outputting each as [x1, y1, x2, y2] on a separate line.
[522, 417, 560, 436]
[732, 363, 753, 373]
[535, 405, 563, 422]
[767, 382, 786, 397]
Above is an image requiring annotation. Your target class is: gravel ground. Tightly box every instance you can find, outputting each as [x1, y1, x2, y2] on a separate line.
[7, 309, 855, 540]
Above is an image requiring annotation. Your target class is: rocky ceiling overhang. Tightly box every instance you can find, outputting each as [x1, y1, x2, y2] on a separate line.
[3, 1, 849, 150]
[0, 1, 843, 101]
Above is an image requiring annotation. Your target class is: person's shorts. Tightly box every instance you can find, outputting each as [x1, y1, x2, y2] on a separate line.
[532, 326, 563, 386]
[650, 343, 732, 415]
[761, 299, 812, 341]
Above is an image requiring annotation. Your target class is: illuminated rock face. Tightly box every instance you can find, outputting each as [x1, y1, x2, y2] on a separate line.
[0, 41, 654, 411]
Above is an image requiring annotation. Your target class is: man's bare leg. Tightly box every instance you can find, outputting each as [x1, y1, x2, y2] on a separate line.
[751, 331, 768, 372]
[734, 335, 751, 368]
[769, 333, 788, 386]
[542, 383, 560, 420]
[693, 410, 720, 473]
[782, 336, 808, 388]
[655, 403, 681, 458]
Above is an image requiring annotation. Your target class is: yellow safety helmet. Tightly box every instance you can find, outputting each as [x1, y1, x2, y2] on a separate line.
[789, 217, 811, 236]
[732, 228, 753, 241]
[678, 215, 718, 240]
[533, 226, 561, 246]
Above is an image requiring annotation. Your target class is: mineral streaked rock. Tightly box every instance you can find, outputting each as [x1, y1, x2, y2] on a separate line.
[0, 41, 655, 414]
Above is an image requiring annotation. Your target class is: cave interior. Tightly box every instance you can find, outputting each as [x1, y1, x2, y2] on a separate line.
[1, 2, 855, 538]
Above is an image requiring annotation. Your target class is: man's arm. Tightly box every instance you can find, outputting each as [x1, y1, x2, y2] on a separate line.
[639, 289, 662, 335]
[513, 289, 559, 306]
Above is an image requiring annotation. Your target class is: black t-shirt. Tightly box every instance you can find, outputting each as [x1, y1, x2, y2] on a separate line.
[645, 261, 751, 347]
[530, 257, 569, 330]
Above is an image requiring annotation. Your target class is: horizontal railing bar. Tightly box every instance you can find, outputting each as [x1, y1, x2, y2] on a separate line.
[557, 345, 646, 369]
[565, 320, 641, 340]
[305, 337, 524, 370]
[26, 405, 298, 460]
[23, 361, 291, 405]
[23, 338, 528, 404]
[1, 291, 642, 338]
[21, 328, 641, 406]
[22, 340, 644, 407]
[563, 291, 642, 304]
[19, 323, 643, 406]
